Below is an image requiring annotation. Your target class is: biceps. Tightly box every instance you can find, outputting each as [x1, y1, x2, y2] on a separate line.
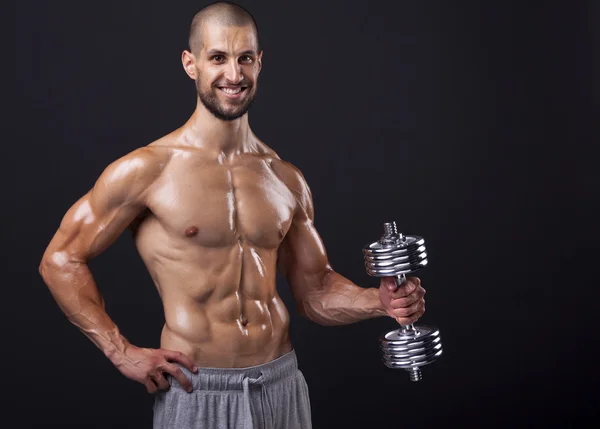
[279, 220, 331, 288]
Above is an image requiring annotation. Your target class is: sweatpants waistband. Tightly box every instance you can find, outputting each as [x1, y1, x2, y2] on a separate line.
[169, 349, 299, 392]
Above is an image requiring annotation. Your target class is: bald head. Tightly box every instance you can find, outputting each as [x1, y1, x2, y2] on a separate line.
[188, 1, 259, 55]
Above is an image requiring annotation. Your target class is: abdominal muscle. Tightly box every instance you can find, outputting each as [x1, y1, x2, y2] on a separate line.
[137, 231, 292, 368]
[159, 293, 292, 368]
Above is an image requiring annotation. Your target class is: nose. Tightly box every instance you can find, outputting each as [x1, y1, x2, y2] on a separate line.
[224, 59, 243, 84]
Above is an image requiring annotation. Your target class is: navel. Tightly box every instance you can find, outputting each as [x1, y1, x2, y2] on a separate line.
[184, 225, 199, 237]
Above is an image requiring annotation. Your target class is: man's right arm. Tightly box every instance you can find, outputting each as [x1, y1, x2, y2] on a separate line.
[38, 147, 196, 393]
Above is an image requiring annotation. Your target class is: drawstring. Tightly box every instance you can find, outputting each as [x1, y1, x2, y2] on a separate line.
[242, 373, 273, 429]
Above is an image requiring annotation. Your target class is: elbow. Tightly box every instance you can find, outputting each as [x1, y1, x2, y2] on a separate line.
[295, 300, 312, 321]
[38, 250, 78, 281]
[38, 256, 52, 280]
[38, 257, 62, 287]
[294, 293, 316, 322]
[295, 295, 336, 326]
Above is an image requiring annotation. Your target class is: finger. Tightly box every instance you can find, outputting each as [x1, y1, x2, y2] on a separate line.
[162, 350, 198, 374]
[379, 277, 396, 291]
[163, 363, 193, 393]
[393, 286, 426, 306]
[151, 372, 171, 391]
[390, 294, 419, 309]
[391, 278, 419, 299]
[398, 305, 425, 325]
[145, 380, 158, 394]
[392, 299, 425, 319]
[395, 304, 425, 325]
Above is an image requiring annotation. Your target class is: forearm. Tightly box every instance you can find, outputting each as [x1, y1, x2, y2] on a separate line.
[39, 257, 132, 365]
[297, 269, 387, 326]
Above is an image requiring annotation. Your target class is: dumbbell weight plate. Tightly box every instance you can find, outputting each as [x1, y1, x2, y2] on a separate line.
[381, 337, 442, 355]
[382, 347, 443, 369]
[363, 235, 425, 253]
[365, 254, 427, 272]
[364, 249, 427, 265]
[380, 326, 440, 343]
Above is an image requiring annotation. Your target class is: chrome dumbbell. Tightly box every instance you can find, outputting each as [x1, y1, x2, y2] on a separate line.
[363, 221, 443, 381]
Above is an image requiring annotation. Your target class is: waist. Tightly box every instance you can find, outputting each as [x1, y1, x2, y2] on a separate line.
[161, 323, 292, 368]
[169, 349, 299, 391]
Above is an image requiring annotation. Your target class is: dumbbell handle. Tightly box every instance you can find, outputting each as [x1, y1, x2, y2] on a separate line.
[393, 273, 423, 381]
[393, 273, 417, 335]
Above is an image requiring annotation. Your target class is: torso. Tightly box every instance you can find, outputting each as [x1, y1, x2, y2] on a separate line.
[130, 136, 298, 368]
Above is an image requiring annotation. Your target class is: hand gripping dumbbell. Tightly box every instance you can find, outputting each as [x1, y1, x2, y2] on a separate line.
[363, 221, 443, 381]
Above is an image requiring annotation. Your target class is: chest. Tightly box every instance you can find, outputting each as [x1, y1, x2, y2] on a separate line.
[146, 158, 296, 249]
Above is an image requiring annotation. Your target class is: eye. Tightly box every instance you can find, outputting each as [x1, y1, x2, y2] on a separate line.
[212, 55, 224, 62]
[240, 55, 253, 63]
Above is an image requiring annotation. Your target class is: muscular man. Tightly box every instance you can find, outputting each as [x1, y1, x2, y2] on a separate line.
[38, 2, 426, 428]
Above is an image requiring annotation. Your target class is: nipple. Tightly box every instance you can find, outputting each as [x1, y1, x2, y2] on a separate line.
[185, 226, 199, 237]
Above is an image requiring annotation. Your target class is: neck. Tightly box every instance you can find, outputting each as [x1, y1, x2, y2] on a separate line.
[182, 98, 254, 156]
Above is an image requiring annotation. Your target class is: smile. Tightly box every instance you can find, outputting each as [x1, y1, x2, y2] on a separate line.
[218, 86, 248, 98]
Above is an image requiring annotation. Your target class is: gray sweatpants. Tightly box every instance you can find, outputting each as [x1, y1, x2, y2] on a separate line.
[153, 350, 312, 429]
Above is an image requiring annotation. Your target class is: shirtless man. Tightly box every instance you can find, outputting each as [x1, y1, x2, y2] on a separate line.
[38, 2, 426, 428]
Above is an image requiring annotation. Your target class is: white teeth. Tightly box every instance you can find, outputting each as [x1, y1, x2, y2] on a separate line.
[220, 87, 242, 94]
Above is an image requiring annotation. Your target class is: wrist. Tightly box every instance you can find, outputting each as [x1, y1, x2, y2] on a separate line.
[370, 287, 389, 317]
[89, 327, 132, 365]
[359, 286, 387, 318]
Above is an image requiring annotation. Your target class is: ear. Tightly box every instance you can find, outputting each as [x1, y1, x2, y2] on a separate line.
[256, 50, 263, 73]
[181, 50, 198, 80]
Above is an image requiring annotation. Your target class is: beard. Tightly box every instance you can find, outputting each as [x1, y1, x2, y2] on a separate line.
[196, 76, 257, 121]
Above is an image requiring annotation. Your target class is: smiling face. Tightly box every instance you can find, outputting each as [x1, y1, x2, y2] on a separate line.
[183, 22, 262, 121]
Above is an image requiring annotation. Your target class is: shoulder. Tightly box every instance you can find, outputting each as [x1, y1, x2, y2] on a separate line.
[92, 145, 173, 206]
[268, 158, 314, 219]
[102, 146, 171, 178]
[99, 145, 171, 188]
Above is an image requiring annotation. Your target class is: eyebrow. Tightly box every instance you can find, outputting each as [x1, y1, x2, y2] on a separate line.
[206, 49, 257, 56]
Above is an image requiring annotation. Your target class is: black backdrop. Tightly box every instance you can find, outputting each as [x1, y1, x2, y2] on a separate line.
[9, 1, 597, 428]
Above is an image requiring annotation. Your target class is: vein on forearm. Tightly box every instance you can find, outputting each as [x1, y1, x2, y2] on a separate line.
[299, 269, 386, 326]
[41, 259, 130, 360]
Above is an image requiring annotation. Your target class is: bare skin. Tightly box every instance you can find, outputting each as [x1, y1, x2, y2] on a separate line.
[39, 21, 426, 394]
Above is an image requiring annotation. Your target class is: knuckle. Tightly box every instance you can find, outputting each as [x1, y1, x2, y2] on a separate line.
[396, 288, 409, 298]
[395, 308, 409, 317]
[391, 298, 405, 308]
[397, 297, 410, 307]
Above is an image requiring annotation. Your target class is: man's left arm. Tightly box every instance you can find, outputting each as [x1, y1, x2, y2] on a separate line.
[276, 166, 425, 326]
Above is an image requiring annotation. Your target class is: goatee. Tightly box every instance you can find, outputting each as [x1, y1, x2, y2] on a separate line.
[196, 80, 257, 121]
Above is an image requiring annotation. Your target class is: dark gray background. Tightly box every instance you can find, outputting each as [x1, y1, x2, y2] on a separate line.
[9, 0, 597, 428]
